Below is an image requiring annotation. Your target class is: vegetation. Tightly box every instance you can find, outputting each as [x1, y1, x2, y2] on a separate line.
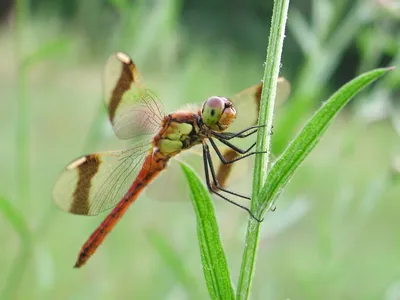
[0, 0, 399, 299]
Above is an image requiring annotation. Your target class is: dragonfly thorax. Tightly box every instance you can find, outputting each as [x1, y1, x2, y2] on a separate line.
[200, 96, 236, 132]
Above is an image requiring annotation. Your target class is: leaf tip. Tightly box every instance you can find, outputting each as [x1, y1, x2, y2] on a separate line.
[386, 66, 396, 71]
[179, 161, 190, 173]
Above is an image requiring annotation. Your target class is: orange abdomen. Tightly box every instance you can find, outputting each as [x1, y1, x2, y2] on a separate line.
[74, 154, 165, 268]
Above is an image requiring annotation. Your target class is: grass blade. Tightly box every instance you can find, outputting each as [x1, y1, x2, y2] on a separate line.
[180, 163, 235, 300]
[15, 0, 29, 205]
[259, 67, 394, 213]
[0, 197, 32, 300]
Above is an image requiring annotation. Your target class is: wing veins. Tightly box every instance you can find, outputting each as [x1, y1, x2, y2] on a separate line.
[88, 143, 151, 214]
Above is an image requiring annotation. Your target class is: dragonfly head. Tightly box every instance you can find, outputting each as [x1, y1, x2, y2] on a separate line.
[200, 96, 236, 131]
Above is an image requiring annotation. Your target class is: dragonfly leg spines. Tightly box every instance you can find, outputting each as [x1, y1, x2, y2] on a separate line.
[202, 143, 263, 222]
[203, 143, 250, 200]
[208, 138, 266, 165]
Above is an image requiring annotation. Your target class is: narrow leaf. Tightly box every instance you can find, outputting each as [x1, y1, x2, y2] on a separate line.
[180, 163, 235, 300]
[259, 67, 394, 213]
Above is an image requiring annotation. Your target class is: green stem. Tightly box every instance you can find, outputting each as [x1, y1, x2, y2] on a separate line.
[236, 0, 290, 298]
[16, 0, 30, 203]
[236, 219, 261, 299]
[251, 0, 290, 203]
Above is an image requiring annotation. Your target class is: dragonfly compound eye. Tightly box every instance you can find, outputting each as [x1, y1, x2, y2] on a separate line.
[201, 96, 236, 131]
[201, 96, 225, 128]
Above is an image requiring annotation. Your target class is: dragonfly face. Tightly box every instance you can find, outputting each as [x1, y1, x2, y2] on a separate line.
[200, 96, 236, 132]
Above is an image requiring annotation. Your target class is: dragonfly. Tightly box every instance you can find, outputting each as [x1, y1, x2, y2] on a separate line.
[53, 52, 290, 268]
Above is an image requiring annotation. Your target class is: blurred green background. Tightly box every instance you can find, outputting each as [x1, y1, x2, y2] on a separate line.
[1, 0, 400, 299]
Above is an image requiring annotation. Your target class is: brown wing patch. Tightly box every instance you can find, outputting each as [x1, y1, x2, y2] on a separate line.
[103, 52, 164, 140]
[53, 141, 152, 216]
[212, 149, 239, 189]
[108, 54, 135, 123]
[70, 154, 101, 215]
[255, 83, 262, 113]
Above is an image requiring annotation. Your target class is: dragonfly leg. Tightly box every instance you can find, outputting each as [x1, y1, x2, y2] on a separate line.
[221, 129, 258, 139]
[202, 143, 263, 222]
[203, 143, 250, 200]
[213, 125, 266, 140]
[212, 137, 256, 154]
[215, 124, 276, 140]
[209, 138, 267, 165]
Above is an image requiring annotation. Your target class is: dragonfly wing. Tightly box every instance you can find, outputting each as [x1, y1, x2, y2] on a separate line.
[104, 52, 164, 139]
[145, 156, 192, 203]
[53, 141, 152, 215]
[275, 77, 291, 107]
[227, 77, 290, 133]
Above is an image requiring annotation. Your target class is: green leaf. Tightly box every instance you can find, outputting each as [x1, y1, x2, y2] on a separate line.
[258, 67, 394, 214]
[180, 163, 235, 300]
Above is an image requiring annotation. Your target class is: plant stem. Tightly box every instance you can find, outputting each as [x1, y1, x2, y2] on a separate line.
[16, 0, 30, 203]
[236, 219, 261, 299]
[236, 0, 290, 298]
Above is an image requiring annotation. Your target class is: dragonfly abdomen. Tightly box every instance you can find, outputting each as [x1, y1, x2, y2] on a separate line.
[74, 153, 167, 268]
